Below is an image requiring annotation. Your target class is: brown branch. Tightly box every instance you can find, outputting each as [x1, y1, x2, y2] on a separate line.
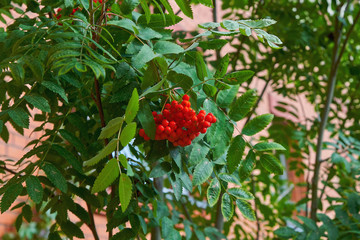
[0, 166, 17, 175]
[86, 202, 100, 240]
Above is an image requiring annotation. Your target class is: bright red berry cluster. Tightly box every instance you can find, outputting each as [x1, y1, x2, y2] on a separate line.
[139, 94, 216, 147]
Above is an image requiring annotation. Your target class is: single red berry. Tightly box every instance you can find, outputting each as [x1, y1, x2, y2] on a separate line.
[152, 111, 157, 117]
[211, 116, 217, 123]
[165, 103, 171, 109]
[200, 128, 207, 134]
[198, 114, 205, 121]
[164, 126, 172, 134]
[171, 101, 178, 107]
[156, 125, 164, 133]
[182, 94, 190, 101]
[191, 116, 198, 123]
[162, 120, 169, 126]
[144, 136, 150, 141]
[176, 104, 184, 111]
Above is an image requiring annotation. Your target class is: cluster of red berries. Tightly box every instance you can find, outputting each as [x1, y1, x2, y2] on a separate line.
[139, 94, 217, 147]
[55, 0, 107, 20]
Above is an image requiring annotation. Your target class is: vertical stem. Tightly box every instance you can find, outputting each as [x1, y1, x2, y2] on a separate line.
[151, 176, 164, 240]
[310, 7, 360, 221]
[215, 191, 224, 239]
[86, 202, 100, 240]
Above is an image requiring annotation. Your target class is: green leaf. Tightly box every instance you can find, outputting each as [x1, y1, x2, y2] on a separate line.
[107, 19, 138, 33]
[203, 83, 217, 97]
[84, 139, 118, 166]
[41, 81, 68, 103]
[239, 150, 256, 182]
[229, 89, 257, 121]
[83, 59, 105, 79]
[48, 232, 62, 240]
[228, 188, 254, 200]
[111, 228, 136, 240]
[221, 193, 234, 221]
[42, 163, 68, 193]
[137, 14, 182, 28]
[24, 57, 44, 80]
[140, 78, 166, 98]
[222, 70, 254, 85]
[119, 154, 134, 177]
[70, 203, 90, 224]
[221, 20, 239, 30]
[214, 53, 229, 78]
[199, 39, 228, 50]
[125, 89, 139, 124]
[260, 154, 283, 175]
[59, 129, 86, 154]
[59, 220, 84, 239]
[216, 85, 239, 108]
[120, 122, 137, 147]
[1, 183, 23, 213]
[22, 204, 32, 222]
[317, 213, 338, 240]
[92, 159, 120, 193]
[119, 173, 132, 212]
[253, 142, 286, 152]
[192, 159, 213, 186]
[274, 227, 297, 238]
[227, 135, 246, 173]
[238, 19, 277, 28]
[98, 117, 124, 140]
[138, 101, 156, 139]
[174, 0, 193, 18]
[26, 176, 43, 204]
[149, 162, 172, 178]
[9, 63, 25, 85]
[139, 0, 151, 23]
[188, 143, 209, 165]
[236, 199, 255, 221]
[138, 27, 162, 40]
[8, 108, 29, 128]
[24, 95, 51, 113]
[218, 173, 241, 185]
[207, 178, 221, 207]
[195, 52, 208, 81]
[120, 0, 140, 15]
[158, 0, 175, 22]
[132, 44, 158, 69]
[199, 22, 220, 29]
[153, 41, 184, 54]
[242, 114, 273, 136]
[51, 144, 83, 173]
[298, 216, 318, 231]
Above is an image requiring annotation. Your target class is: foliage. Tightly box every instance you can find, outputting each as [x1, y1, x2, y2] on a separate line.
[0, 0, 285, 239]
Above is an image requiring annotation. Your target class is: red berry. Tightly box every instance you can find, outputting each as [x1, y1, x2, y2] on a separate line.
[182, 94, 190, 101]
[211, 116, 217, 123]
[205, 114, 213, 123]
[203, 121, 211, 128]
[164, 126, 172, 134]
[171, 101, 178, 107]
[152, 111, 157, 117]
[169, 121, 177, 129]
[200, 128, 207, 134]
[162, 120, 169, 126]
[198, 114, 205, 121]
[144, 136, 150, 141]
[156, 125, 164, 133]
[139, 129, 145, 137]
[165, 103, 171, 109]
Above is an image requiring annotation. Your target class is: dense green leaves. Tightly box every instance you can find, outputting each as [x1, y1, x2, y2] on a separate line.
[138, 101, 156, 139]
[120, 0, 140, 15]
[229, 89, 257, 121]
[242, 114, 274, 136]
[207, 178, 221, 207]
[92, 159, 120, 193]
[42, 163, 68, 193]
[260, 154, 283, 175]
[119, 173, 132, 212]
[226, 135, 246, 173]
[26, 176, 43, 204]
[149, 162, 172, 178]
[192, 159, 213, 186]
[41, 81, 68, 103]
